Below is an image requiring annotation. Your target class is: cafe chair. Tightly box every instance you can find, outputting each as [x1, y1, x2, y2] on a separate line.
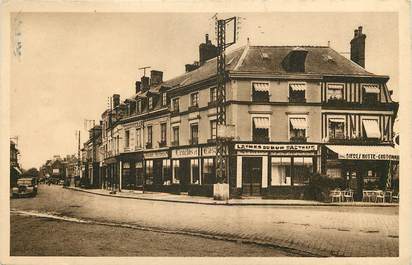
[375, 190, 385, 203]
[392, 193, 399, 203]
[343, 189, 354, 202]
[362, 190, 372, 202]
[330, 189, 342, 203]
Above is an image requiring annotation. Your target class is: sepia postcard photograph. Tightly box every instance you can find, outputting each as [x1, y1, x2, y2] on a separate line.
[1, 1, 411, 265]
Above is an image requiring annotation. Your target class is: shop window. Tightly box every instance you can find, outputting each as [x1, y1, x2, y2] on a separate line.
[252, 117, 270, 143]
[190, 123, 199, 145]
[252, 82, 270, 102]
[122, 162, 133, 190]
[327, 84, 344, 101]
[136, 128, 142, 148]
[362, 84, 379, 104]
[190, 92, 199, 107]
[172, 126, 179, 146]
[289, 117, 307, 142]
[363, 169, 380, 189]
[293, 157, 313, 186]
[172, 97, 180, 112]
[124, 130, 130, 148]
[326, 167, 342, 179]
[160, 123, 167, 146]
[202, 158, 215, 184]
[162, 159, 171, 185]
[271, 157, 292, 186]
[135, 162, 143, 186]
[289, 83, 306, 103]
[145, 160, 153, 185]
[328, 118, 345, 140]
[210, 87, 217, 103]
[173, 160, 180, 184]
[210, 120, 217, 140]
[191, 159, 200, 184]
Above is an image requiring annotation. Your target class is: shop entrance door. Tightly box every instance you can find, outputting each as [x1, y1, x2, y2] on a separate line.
[242, 157, 262, 196]
[180, 159, 190, 192]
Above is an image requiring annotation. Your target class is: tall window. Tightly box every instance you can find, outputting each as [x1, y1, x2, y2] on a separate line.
[252, 117, 270, 143]
[145, 160, 153, 185]
[328, 118, 345, 139]
[125, 130, 130, 148]
[289, 83, 306, 102]
[162, 92, 167, 106]
[148, 97, 153, 110]
[190, 123, 198, 145]
[173, 160, 180, 184]
[289, 117, 307, 142]
[162, 159, 171, 184]
[147, 126, 152, 147]
[190, 92, 199, 107]
[202, 158, 215, 184]
[271, 157, 292, 186]
[293, 157, 313, 186]
[160, 123, 167, 144]
[327, 84, 344, 101]
[136, 128, 142, 148]
[172, 126, 179, 146]
[252, 82, 270, 102]
[191, 159, 200, 184]
[210, 87, 217, 103]
[210, 120, 217, 140]
[172, 97, 180, 112]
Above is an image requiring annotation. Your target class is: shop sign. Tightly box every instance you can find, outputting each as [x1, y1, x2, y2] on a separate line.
[172, 147, 198, 158]
[144, 151, 169, 159]
[340, 153, 399, 161]
[202, 146, 216, 156]
[238, 150, 267, 156]
[235, 143, 317, 152]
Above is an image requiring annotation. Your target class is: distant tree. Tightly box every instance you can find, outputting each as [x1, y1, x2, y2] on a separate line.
[23, 167, 40, 178]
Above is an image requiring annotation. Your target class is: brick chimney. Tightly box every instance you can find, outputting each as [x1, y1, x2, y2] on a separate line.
[141, 76, 150, 91]
[185, 61, 199, 73]
[350, 26, 366, 68]
[199, 34, 218, 65]
[150, 70, 163, 86]
[135, 81, 141, 94]
[113, 94, 120, 108]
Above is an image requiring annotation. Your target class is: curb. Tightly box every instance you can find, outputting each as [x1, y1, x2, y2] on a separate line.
[63, 186, 398, 207]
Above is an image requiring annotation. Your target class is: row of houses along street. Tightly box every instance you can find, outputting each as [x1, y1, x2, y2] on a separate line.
[76, 26, 399, 201]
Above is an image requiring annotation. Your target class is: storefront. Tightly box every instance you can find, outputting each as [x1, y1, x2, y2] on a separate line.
[143, 149, 170, 191]
[119, 152, 144, 191]
[233, 143, 320, 199]
[324, 144, 399, 200]
[104, 157, 118, 191]
[171, 146, 199, 193]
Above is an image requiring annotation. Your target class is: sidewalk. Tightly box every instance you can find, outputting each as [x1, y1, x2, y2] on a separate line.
[65, 186, 398, 207]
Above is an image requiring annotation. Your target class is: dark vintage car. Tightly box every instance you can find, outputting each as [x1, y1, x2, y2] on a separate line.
[11, 177, 38, 198]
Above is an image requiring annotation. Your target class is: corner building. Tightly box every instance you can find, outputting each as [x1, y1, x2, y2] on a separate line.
[99, 29, 398, 200]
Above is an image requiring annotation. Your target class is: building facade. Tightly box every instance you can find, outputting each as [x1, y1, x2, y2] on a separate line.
[93, 28, 398, 200]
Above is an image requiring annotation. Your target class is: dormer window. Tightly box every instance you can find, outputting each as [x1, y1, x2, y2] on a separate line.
[327, 84, 344, 101]
[148, 97, 153, 110]
[252, 82, 270, 102]
[362, 84, 379, 104]
[282, 48, 308, 72]
[289, 82, 306, 103]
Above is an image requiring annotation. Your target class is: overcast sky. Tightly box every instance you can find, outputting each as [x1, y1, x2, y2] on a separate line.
[10, 12, 398, 169]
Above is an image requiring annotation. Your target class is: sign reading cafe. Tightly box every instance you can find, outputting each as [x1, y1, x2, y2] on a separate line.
[235, 143, 318, 152]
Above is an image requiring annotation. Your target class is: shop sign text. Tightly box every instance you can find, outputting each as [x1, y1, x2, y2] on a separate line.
[341, 153, 399, 161]
[144, 151, 169, 159]
[172, 147, 198, 158]
[235, 143, 317, 152]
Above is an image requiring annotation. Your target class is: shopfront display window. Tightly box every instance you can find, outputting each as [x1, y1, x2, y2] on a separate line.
[162, 159, 172, 185]
[271, 157, 292, 186]
[172, 160, 180, 184]
[293, 157, 313, 185]
[191, 159, 200, 184]
[145, 160, 153, 185]
[202, 158, 215, 184]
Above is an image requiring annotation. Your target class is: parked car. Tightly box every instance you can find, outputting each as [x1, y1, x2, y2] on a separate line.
[11, 177, 38, 198]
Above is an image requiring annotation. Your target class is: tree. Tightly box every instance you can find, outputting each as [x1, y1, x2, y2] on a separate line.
[23, 167, 39, 178]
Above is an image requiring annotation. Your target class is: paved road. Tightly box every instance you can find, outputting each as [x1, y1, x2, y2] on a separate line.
[10, 184, 399, 257]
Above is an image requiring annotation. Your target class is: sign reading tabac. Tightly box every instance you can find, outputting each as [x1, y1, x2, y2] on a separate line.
[235, 143, 318, 152]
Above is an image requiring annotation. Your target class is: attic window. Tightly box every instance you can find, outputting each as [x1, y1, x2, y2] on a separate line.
[282, 48, 308, 73]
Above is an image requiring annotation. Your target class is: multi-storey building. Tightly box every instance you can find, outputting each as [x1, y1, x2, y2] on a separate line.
[96, 27, 398, 200]
[10, 140, 22, 187]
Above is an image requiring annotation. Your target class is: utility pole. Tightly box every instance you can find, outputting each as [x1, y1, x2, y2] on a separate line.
[77, 130, 81, 181]
[215, 16, 237, 187]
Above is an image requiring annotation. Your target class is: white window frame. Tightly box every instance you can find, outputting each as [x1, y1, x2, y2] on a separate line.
[326, 83, 344, 101]
[190, 158, 201, 185]
[136, 128, 142, 148]
[172, 97, 180, 111]
[162, 92, 167, 106]
[288, 81, 307, 100]
[148, 97, 153, 110]
[326, 115, 346, 139]
[287, 114, 308, 140]
[172, 125, 179, 144]
[250, 114, 271, 141]
[190, 92, 199, 107]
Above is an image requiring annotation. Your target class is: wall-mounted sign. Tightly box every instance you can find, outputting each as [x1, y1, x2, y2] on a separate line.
[202, 146, 216, 156]
[341, 153, 399, 161]
[172, 147, 199, 158]
[144, 151, 169, 159]
[235, 143, 318, 152]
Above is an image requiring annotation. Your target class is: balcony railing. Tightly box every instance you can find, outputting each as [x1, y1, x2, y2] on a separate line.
[189, 137, 199, 145]
[171, 140, 179, 147]
[290, 136, 307, 143]
[158, 141, 167, 148]
[146, 142, 152, 149]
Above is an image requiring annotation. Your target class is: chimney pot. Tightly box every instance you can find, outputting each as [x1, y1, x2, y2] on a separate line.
[199, 34, 218, 65]
[135, 81, 141, 94]
[350, 26, 366, 68]
[150, 70, 163, 86]
[113, 94, 120, 108]
[141, 76, 150, 91]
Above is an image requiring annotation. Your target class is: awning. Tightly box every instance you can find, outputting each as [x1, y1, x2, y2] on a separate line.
[253, 117, 270, 129]
[290, 118, 307, 130]
[362, 119, 381, 138]
[253, 83, 269, 92]
[328, 84, 344, 89]
[13, 167, 22, 175]
[290, 83, 306, 92]
[363, 84, 380, 94]
[326, 145, 399, 161]
[329, 118, 345, 123]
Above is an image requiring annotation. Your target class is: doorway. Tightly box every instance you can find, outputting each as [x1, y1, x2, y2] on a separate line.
[242, 157, 263, 196]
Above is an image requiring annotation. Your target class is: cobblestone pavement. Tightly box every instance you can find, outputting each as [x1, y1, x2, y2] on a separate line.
[10, 185, 399, 257]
